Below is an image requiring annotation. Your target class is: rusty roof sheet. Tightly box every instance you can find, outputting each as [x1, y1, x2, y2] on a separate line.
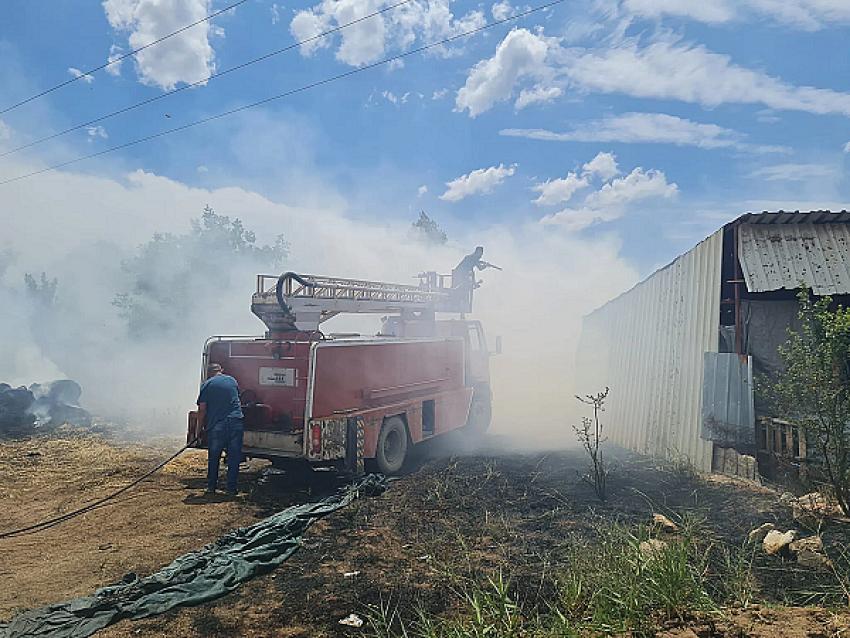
[737, 222, 850, 295]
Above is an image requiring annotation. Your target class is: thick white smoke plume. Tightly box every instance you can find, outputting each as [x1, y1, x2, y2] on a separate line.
[0, 158, 637, 443]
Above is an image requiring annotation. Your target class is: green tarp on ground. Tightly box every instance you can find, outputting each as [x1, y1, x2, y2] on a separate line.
[0, 474, 387, 638]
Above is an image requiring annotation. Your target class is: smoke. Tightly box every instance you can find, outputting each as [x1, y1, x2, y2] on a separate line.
[0, 155, 637, 443]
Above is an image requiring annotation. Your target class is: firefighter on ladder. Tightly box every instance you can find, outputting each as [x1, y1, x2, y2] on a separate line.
[451, 247, 501, 310]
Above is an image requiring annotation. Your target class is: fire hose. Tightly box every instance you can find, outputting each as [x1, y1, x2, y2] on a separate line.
[0, 438, 199, 540]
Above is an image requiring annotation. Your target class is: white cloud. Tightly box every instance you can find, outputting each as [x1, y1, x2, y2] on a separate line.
[68, 67, 95, 83]
[844, 141, 850, 153]
[456, 28, 555, 117]
[289, 6, 334, 56]
[440, 163, 517, 202]
[103, 0, 218, 90]
[380, 90, 411, 105]
[582, 152, 619, 180]
[532, 172, 588, 206]
[748, 163, 839, 181]
[491, 0, 515, 20]
[432, 88, 449, 100]
[622, 0, 736, 24]
[540, 157, 677, 231]
[561, 39, 850, 117]
[622, 0, 850, 30]
[514, 85, 562, 110]
[105, 44, 124, 76]
[290, 0, 486, 67]
[196, 165, 209, 173]
[417, 185, 428, 196]
[585, 167, 677, 208]
[501, 112, 788, 153]
[86, 125, 109, 139]
[0, 120, 10, 141]
[270, 2, 281, 24]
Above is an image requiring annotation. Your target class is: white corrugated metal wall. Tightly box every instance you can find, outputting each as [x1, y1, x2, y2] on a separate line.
[577, 229, 724, 471]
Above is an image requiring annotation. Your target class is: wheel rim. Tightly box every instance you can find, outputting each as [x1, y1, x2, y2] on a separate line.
[383, 428, 403, 466]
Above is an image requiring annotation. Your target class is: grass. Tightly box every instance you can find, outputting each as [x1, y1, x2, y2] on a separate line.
[365, 517, 722, 637]
[364, 507, 850, 638]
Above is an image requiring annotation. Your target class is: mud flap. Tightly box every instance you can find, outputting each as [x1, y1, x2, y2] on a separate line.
[344, 417, 365, 476]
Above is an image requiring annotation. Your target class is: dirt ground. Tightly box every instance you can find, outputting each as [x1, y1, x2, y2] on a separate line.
[1, 430, 849, 637]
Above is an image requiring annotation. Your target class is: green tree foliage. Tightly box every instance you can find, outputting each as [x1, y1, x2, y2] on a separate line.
[770, 289, 850, 515]
[113, 206, 288, 337]
[410, 211, 447, 245]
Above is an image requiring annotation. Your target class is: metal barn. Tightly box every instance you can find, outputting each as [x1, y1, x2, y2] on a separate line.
[577, 210, 850, 473]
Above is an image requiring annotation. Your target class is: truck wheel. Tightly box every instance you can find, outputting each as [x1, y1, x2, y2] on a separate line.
[376, 416, 409, 475]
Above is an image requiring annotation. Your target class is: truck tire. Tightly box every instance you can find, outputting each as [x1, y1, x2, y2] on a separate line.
[465, 386, 492, 433]
[376, 416, 409, 475]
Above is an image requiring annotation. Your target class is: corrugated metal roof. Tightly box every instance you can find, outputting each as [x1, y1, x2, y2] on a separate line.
[576, 229, 724, 472]
[732, 210, 850, 225]
[737, 223, 850, 295]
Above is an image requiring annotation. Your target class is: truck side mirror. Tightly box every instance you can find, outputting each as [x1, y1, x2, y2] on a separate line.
[491, 335, 502, 355]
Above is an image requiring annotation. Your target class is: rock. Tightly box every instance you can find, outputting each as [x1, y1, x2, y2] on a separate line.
[747, 522, 776, 544]
[793, 492, 841, 528]
[790, 535, 824, 554]
[763, 529, 798, 556]
[652, 513, 680, 533]
[779, 492, 796, 506]
[796, 549, 833, 571]
[639, 538, 668, 560]
[339, 614, 364, 628]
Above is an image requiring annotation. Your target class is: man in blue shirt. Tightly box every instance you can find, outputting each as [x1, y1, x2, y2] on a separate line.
[197, 363, 244, 495]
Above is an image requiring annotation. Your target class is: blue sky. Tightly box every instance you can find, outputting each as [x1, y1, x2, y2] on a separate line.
[2, 0, 850, 273]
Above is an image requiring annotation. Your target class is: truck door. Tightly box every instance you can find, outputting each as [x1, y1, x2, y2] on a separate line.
[465, 321, 490, 385]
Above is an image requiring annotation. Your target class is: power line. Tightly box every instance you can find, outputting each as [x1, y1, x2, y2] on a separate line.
[0, 0, 564, 188]
[0, 0, 249, 116]
[0, 0, 415, 159]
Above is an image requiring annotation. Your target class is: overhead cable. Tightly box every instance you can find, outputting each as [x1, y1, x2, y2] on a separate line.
[0, 0, 249, 115]
[0, 0, 415, 159]
[0, 0, 565, 188]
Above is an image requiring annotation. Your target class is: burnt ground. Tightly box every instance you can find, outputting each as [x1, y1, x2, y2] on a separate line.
[1, 430, 849, 637]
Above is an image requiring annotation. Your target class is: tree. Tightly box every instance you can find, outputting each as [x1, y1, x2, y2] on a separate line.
[410, 211, 447, 245]
[769, 289, 850, 515]
[24, 272, 58, 309]
[113, 206, 288, 337]
[574, 387, 610, 502]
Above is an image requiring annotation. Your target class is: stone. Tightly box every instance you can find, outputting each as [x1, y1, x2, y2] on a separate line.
[747, 522, 776, 544]
[639, 538, 668, 560]
[796, 549, 833, 571]
[779, 492, 796, 506]
[652, 513, 680, 533]
[793, 492, 840, 528]
[790, 535, 824, 554]
[763, 529, 798, 556]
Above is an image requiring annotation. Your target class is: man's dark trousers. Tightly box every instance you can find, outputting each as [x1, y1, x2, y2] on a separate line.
[207, 416, 244, 492]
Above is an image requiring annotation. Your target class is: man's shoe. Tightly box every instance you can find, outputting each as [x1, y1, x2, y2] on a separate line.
[205, 488, 216, 495]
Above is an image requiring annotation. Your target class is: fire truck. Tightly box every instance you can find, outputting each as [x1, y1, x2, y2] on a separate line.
[187, 253, 500, 475]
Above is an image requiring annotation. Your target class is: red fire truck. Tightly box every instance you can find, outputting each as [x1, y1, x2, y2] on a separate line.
[187, 255, 500, 475]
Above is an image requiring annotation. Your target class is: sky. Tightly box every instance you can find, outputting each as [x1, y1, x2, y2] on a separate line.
[1, 0, 848, 270]
[1, 0, 850, 432]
